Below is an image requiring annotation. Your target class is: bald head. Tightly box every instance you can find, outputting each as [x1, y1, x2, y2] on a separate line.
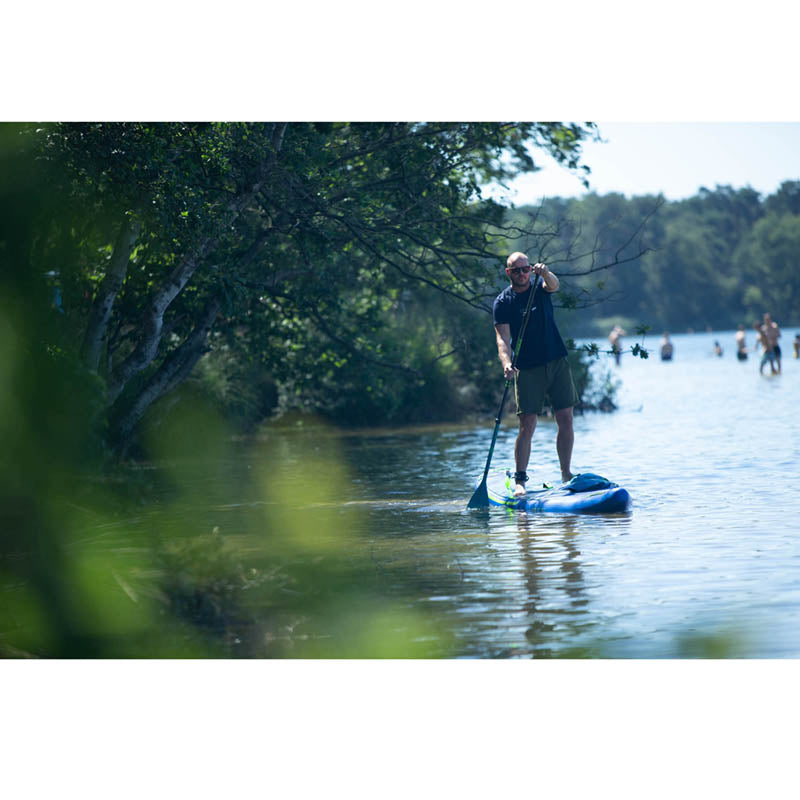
[506, 252, 529, 269]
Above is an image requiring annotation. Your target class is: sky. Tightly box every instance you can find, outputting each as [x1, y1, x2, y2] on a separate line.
[483, 122, 800, 206]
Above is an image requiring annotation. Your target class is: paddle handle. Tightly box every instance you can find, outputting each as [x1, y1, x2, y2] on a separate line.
[509, 274, 540, 370]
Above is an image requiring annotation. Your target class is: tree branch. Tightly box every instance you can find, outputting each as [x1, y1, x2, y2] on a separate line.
[112, 294, 222, 450]
[81, 217, 141, 372]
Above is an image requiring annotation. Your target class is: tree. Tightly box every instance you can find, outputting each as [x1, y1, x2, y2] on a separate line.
[734, 212, 800, 323]
[28, 122, 603, 452]
[764, 180, 800, 216]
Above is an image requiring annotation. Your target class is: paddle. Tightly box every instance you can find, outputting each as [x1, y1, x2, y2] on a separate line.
[467, 269, 541, 509]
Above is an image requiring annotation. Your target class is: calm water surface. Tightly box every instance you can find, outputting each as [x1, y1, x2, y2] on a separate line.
[142, 330, 800, 657]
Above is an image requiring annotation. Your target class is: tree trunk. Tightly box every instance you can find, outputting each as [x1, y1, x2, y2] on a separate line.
[113, 294, 222, 454]
[81, 218, 141, 372]
[106, 240, 213, 405]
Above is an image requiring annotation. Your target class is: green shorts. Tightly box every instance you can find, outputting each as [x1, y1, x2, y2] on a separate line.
[514, 357, 578, 416]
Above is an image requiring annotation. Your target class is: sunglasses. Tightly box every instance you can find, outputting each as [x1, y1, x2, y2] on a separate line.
[508, 265, 531, 275]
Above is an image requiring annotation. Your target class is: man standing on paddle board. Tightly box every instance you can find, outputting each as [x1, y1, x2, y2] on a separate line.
[492, 252, 578, 497]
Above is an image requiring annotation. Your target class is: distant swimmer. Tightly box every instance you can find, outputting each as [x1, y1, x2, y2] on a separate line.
[713, 340, 723, 357]
[660, 332, 673, 361]
[735, 324, 748, 361]
[609, 325, 626, 366]
[794, 332, 800, 359]
[763, 313, 782, 374]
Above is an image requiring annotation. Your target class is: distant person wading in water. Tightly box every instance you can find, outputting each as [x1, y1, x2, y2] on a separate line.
[493, 252, 579, 497]
[609, 325, 626, 366]
[660, 332, 673, 361]
[763, 313, 782, 374]
[754, 320, 777, 375]
[735, 324, 748, 361]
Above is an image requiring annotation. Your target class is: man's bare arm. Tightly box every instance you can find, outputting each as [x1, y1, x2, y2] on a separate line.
[532, 262, 559, 292]
[495, 323, 517, 380]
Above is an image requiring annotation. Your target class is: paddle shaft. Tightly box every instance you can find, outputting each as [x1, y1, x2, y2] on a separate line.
[475, 274, 541, 488]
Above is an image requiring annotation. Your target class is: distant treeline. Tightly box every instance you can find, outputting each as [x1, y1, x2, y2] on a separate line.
[511, 182, 800, 337]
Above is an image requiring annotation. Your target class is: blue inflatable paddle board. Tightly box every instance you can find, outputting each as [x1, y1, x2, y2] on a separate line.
[484, 470, 630, 514]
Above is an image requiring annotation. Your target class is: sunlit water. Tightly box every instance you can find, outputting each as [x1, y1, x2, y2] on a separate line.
[110, 330, 800, 658]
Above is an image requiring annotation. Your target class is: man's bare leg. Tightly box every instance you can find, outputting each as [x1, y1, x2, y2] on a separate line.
[554, 406, 574, 483]
[514, 413, 537, 496]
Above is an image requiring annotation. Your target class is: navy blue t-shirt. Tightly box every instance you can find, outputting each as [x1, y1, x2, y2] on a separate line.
[492, 278, 568, 369]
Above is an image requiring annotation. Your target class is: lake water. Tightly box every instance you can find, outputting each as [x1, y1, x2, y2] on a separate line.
[251, 327, 798, 658]
[39, 328, 799, 659]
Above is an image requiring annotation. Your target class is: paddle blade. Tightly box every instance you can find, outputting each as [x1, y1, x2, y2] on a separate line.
[466, 479, 490, 509]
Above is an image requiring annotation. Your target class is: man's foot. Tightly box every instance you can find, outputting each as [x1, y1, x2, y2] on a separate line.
[513, 471, 528, 497]
[561, 472, 574, 484]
